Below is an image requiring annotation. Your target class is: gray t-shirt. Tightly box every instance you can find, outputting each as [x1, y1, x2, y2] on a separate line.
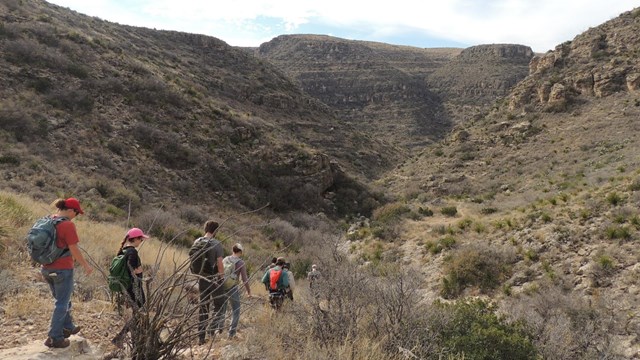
[205, 238, 224, 273]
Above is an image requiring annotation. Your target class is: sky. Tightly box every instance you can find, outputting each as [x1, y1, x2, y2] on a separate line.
[46, 0, 639, 53]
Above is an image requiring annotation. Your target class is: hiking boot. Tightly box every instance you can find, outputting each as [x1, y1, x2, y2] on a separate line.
[63, 326, 81, 338]
[44, 337, 70, 348]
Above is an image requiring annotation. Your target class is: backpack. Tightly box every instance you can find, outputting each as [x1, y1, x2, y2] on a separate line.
[189, 237, 216, 276]
[108, 251, 131, 293]
[222, 256, 241, 289]
[269, 268, 282, 291]
[26, 216, 70, 265]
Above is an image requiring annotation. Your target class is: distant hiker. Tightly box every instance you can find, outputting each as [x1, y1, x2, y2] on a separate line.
[262, 257, 289, 309]
[189, 220, 225, 345]
[111, 228, 149, 348]
[282, 262, 295, 301]
[220, 243, 252, 339]
[39, 198, 93, 349]
[267, 257, 277, 270]
[307, 264, 320, 289]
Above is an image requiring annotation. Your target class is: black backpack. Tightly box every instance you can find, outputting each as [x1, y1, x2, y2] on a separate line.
[189, 237, 216, 276]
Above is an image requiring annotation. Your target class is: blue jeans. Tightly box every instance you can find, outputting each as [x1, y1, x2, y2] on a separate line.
[221, 285, 241, 337]
[41, 268, 75, 341]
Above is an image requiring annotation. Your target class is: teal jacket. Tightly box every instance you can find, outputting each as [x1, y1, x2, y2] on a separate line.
[262, 265, 289, 290]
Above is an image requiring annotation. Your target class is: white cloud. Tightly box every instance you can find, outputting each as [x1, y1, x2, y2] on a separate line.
[47, 0, 639, 51]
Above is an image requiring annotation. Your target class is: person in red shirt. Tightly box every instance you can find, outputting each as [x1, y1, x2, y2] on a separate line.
[41, 198, 93, 349]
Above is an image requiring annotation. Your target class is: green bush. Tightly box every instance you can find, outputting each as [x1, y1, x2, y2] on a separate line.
[605, 225, 632, 240]
[441, 206, 458, 217]
[424, 235, 457, 255]
[480, 207, 497, 215]
[372, 202, 411, 224]
[606, 192, 623, 206]
[441, 245, 514, 298]
[432, 299, 538, 360]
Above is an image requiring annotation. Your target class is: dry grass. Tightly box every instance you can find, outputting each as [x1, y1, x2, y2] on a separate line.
[2, 288, 48, 318]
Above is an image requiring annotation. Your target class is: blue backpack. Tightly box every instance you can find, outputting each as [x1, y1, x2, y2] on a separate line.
[26, 216, 70, 265]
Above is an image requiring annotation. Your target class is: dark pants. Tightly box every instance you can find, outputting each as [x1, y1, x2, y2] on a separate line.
[198, 278, 225, 341]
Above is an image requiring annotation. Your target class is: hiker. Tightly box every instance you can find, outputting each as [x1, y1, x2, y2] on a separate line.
[262, 257, 289, 310]
[41, 198, 93, 349]
[307, 264, 320, 289]
[262, 257, 289, 292]
[282, 262, 295, 301]
[111, 227, 149, 347]
[267, 257, 277, 270]
[190, 220, 225, 345]
[220, 243, 252, 339]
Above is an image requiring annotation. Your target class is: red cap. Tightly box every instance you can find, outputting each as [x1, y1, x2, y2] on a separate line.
[126, 228, 149, 239]
[64, 198, 84, 215]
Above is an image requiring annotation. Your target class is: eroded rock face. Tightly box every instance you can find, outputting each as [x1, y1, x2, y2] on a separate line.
[509, 8, 640, 110]
[428, 44, 534, 106]
[258, 36, 532, 147]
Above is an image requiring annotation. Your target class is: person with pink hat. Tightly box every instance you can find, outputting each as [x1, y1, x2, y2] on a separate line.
[111, 227, 149, 347]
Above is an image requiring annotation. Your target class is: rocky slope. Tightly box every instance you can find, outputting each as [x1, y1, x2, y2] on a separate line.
[0, 0, 399, 219]
[256, 35, 532, 148]
[373, 7, 640, 358]
[509, 8, 640, 111]
[428, 44, 534, 105]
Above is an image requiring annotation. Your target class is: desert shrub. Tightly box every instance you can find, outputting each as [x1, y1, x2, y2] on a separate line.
[441, 206, 458, 217]
[430, 299, 538, 360]
[629, 178, 640, 191]
[0, 154, 20, 165]
[29, 76, 54, 93]
[424, 235, 457, 255]
[372, 202, 411, 224]
[0, 101, 47, 141]
[130, 76, 184, 107]
[480, 207, 498, 215]
[457, 217, 473, 230]
[604, 225, 632, 240]
[596, 254, 615, 272]
[502, 283, 619, 359]
[134, 209, 191, 247]
[132, 123, 200, 170]
[606, 192, 623, 206]
[441, 244, 516, 298]
[263, 218, 301, 247]
[0, 193, 33, 227]
[46, 88, 94, 113]
[179, 206, 207, 225]
[418, 206, 433, 216]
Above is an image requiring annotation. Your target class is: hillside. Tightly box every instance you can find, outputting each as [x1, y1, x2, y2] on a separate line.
[0, 0, 399, 223]
[256, 35, 532, 148]
[361, 7, 640, 358]
[3, 0, 640, 359]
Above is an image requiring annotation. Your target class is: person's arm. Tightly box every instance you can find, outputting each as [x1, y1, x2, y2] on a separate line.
[288, 271, 295, 289]
[68, 244, 93, 275]
[217, 256, 224, 276]
[128, 249, 143, 275]
[281, 270, 289, 288]
[239, 261, 251, 296]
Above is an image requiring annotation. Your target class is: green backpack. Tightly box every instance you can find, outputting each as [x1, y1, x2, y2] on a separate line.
[222, 255, 240, 289]
[108, 252, 131, 293]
